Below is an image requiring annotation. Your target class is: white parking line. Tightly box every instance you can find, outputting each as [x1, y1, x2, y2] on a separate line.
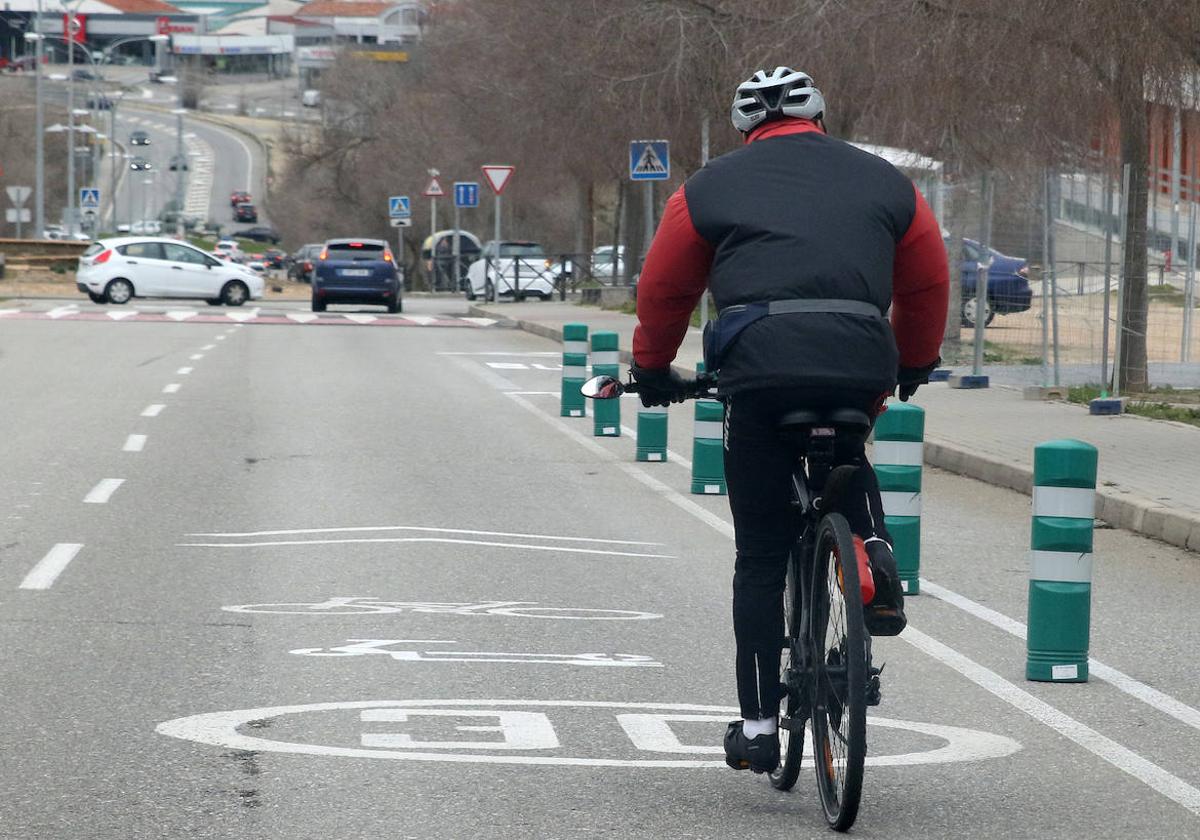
[123, 434, 146, 452]
[84, 478, 125, 504]
[902, 627, 1200, 816]
[177, 367, 193, 375]
[19, 543, 83, 590]
[142, 404, 165, 417]
[163, 383, 181, 394]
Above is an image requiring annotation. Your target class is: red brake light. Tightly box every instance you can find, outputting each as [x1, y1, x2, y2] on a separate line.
[383, 249, 393, 263]
[349, 242, 364, 248]
[304, 261, 312, 270]
[94, 249, 112, 264]
[319, 249, 328, 260]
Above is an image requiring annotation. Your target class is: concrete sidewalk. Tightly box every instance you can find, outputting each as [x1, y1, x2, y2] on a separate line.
[470, 299, 1200, 554]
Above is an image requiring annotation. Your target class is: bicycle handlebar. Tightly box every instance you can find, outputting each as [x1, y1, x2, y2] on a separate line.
[582, 371, 718, 402]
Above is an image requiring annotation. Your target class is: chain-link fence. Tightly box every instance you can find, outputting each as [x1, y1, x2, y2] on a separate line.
[936, 162, 1200, 392]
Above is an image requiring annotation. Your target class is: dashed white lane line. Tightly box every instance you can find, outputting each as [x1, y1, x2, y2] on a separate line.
[163, 383, 181, 394]
[189, 354, 204, 361]
[201, 344, 216, 350]
[19, 543, 83, 590]
[902, 627, 1200, 816]
[177, 366, 193, 375]
[215, 335, 227, 341]
[84, 478, 125, 504]
[123, 434, 147, 452]
[142, 404, 165, 417]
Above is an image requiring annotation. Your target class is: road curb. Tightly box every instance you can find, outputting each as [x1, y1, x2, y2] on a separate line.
[470, 304, 1200, 555]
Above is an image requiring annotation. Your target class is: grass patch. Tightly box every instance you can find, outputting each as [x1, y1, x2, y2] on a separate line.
[941, 338, 1041, 366]
[1147, 285, 1191, 307]
[187, 235, 270, 254]
[1066, 383, 1200, 427]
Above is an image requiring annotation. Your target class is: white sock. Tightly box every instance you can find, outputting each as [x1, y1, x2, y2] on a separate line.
[743, 716, 777, 738]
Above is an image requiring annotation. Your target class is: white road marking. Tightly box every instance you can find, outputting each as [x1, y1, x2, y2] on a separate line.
[920, 579, 1200, 735]
[287, 313, 319, 324]
[84, 478, 125, 504]
[189, 354, 204, 360]
[344, 314, 377, 324]
[141, 404, 165, 417]
[0, 308, 20, 317]
[437, 352, 558, 357]
[227, 310, 258, 323]
[167, 310, 196, 321]
[123, 434, 147, 452]
[177, 366, 193, 375]
[459, 317, 498, 327]
[506, 391, 559, 396]
[488, 362, 530, 370]
[179, 536, 673, 559]
[157, 699, 1020, 769]
[46, 305, 78, 319]
[187, 524, 661, 545]
[403, 315, 438, 326]
[107, 310, 138, 320]
[163, 383, 180, 394]
[215, 335, 226, 341]
[201, 344, 216, 350]
[19, 543, 83, 590]
[289, 639, 663, 667]
[902, 626, 1200, 816]
[223, 597, 661, 620]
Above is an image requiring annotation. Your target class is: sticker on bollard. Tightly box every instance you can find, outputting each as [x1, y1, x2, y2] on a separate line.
[690, 362, 726, 495]
[561, 323, 589, 418]
[591, 331, 620, 437]
[636, 404, 668, 462]
[1026, 439, 1097, 683]
[873, 402, 924, 595]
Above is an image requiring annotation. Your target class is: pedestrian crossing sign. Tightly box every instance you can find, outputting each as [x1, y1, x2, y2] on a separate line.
[79, 187, 101, 209]
[388, 195, 411, 218]
[629, 140, 670, 181]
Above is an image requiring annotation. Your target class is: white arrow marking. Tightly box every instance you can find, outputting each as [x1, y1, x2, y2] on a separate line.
[343, 314, 377, 324]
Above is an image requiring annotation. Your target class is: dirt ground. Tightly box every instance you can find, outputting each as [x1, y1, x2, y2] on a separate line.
[0, 269, 311, 302]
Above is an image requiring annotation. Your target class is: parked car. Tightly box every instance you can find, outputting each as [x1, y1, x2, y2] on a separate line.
[129, 220, 162, 235]
[288, 243, 323, 282]
[246, 258, 267, 274]
[130, 130, 150, 146]
[129, 156, 152, 171]
[954, 237, 1033, 327]
[263, 248, 286, 269]
[554, 244, 628, 285]
[76, 237, 263, 306]
[312, 238, 402, 312]
[301, 89, 321, 108]
[465, 240, 557, 301]
[230, 190, 251, 207]
[237, 225, 279, 243]
[234, 202, 258, 223]
[421, 229, 482, 290]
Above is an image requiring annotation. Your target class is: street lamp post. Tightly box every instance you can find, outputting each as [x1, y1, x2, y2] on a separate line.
[32, 2, 45, 238]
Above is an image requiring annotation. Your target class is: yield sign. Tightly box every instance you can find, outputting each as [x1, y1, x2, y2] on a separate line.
[422, 177, 445, 198]
[481, 165, 515, 195]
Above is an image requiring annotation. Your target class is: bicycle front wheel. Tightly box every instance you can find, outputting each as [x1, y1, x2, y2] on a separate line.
[809, 513, 868, 831]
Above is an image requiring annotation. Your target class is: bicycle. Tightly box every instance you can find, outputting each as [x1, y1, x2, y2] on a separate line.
[583, 372, 881, 832]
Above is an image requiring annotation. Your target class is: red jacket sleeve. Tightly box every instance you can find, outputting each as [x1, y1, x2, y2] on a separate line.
[632, 185, 714, 369]
[892, 184, 950, 368]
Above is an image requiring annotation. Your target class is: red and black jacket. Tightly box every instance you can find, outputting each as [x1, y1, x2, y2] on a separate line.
[633, 119, 949, 395]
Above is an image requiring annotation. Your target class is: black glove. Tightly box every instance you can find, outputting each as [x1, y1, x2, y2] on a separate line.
[630, 363, 689, 408]
[897, 358, 941, 402]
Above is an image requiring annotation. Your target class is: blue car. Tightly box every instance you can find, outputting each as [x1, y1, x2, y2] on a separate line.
[312, 238, 403, 313]
[955, 237, 1032, 327]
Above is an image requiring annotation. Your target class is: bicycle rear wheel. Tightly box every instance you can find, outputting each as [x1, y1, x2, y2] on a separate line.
[769, 551, 805, 791]
[809, 513, 868, 831]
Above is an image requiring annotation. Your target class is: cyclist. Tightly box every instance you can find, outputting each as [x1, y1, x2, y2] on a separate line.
[629, 67, 949, 773]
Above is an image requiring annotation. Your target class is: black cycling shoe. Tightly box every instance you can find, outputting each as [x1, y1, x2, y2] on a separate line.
[723, 721, 780, 773]
[864, 538, 907, 636]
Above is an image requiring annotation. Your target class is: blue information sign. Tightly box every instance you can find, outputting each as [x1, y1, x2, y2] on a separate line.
[79, 187, 101, 210]
[454, 182, 480, 208]
[388, 195, 411, 218]
[629, 140, 670, 181]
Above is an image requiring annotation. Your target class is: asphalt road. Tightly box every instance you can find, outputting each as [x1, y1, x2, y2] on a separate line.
[2, 295, 1199, 839]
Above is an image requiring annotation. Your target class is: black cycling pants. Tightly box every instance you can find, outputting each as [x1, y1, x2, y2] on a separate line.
[724, 387, 891, 720]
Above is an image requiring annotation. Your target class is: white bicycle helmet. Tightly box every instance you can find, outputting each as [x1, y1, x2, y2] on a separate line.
[730, 66, 825, 133]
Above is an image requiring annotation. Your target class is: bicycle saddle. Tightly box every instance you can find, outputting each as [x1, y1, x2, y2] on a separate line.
[776, 407, 872, 433]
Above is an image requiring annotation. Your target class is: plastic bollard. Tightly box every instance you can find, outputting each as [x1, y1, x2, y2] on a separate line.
[591, 331, 620, 437]
[690, 362, 726, 494]
[1026, 439, 1097, 683]
[872, 402, 924, 595]
[636, 404, 668, 461]
[560, 322, 588, 418]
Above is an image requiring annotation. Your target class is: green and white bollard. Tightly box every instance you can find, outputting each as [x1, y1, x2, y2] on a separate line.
[690, 362, 726, 494]
[873, 402, 924, 595]
[636, 404, 668, 461]
[591, 331, 620, 437]
[560, 323, 589, 418]
[1026, 439, 1098, 683]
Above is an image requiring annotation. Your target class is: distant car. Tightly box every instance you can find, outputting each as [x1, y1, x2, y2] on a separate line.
[234, 202, 258, 223]
[237, 225, 279, 244]
[465, 240, 556, 301]
[263, 248, 286, 269]
[130, 130, 150, 146]
[954, 237, 1033, 327]
[312, 238, 402, 312]
[288, 243, 322, 282]
[76, 237, 263, 306]
[246, 258, 267, 274]
[87, 93, 113, 110]
[230, 190, 251, 207]
[214, 239, 243, 262]
[129, 156, 152, 171]
[168, 154, 188, 172]
[301, 89, 321, 108]
[130, 220, 162, 235]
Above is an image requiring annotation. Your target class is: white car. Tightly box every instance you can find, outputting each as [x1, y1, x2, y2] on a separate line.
[465, 240, 557, 301]
[214, 238, 243, 262]
[301, 89, 321, 108]
[130, 220, 163, 235]
[76, 237, 264, 306]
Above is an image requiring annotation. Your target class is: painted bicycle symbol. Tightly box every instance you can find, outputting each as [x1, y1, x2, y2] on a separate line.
[223, 596, 662, 621]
